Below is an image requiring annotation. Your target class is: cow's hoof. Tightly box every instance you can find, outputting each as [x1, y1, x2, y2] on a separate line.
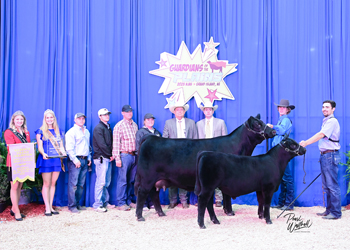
[211, 219, 220, 224]
[225, 211, 235, 216]
[137, 217, 145, 222]
[258, 214, 263, 219]
[266, 220, 272, 224]
[158, 211, 166, 217]
[199, 225, 206, 229]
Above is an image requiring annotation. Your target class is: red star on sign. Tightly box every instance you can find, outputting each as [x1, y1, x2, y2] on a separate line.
[205, 89, 219, 102]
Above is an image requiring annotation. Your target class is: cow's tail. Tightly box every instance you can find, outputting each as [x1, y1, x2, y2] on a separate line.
[134, 173, 141, 196]
[194, 151, 204, 196]
[134, 135, 152, 196]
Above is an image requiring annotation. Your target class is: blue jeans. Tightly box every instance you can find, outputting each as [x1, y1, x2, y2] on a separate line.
[320, 151, 342, 218]
[93, 158, 112, 209]
[277, 162, 294, 207]
[116, 153, 136, 206]
[68, 158, 88, 210]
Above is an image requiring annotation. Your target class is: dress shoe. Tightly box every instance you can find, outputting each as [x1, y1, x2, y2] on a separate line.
[271, 204, 283, 209]
[51, 210, 59, 215]
[168, 203, 177, 209]
[316, 211, 329, 216]
[116, 205, 131, 211]
[15, 216, 23, 221]
[215, 201, 222, 207]
[77, 206, 87, 210]
[10, 210, 26, 218]
[280, 205, 293, 211]
[44, 212, 52, 216]
[322, 214, 339, 220]
[182, 203, 189, 209]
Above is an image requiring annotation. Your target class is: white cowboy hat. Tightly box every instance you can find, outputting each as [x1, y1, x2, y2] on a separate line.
[169, 104, 189, 114]
[199, 102, 218, 112]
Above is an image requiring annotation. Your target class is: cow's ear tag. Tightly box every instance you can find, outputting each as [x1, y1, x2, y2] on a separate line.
[255, 114, 261, 120]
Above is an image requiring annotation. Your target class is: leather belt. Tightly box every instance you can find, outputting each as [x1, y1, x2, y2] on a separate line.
[77, 155, 88, 159]
[320, 150, 338, 155]
[121, 151, 136, 156]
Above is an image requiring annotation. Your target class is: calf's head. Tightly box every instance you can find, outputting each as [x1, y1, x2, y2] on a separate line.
[279, 137, 306, 156]
[245, 114, 276, 139]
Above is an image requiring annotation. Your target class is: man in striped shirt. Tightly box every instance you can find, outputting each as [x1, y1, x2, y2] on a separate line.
[113, 105, 138, 211]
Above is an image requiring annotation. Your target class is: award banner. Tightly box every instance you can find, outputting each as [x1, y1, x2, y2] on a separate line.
[8, 143, 36, 184]
[150, 37, 238, 108]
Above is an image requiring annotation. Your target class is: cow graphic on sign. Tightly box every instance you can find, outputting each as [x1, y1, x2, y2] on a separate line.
[207, 61, 227, 73]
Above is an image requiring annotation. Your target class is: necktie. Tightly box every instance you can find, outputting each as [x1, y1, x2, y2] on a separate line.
[178, 120, 184, 138]
[205, 120, 211, 138]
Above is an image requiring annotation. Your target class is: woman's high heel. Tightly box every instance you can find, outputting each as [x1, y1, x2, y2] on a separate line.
[10, 210, 26, 218]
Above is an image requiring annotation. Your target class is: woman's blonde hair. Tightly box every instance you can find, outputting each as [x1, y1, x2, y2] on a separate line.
[40, 109, 60, 140]
[9, 110, 28, 132]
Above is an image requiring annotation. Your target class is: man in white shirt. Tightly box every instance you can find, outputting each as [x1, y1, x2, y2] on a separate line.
[196, 102, 227, 207]
[163, 103, 198, 208]
[66, 113, 92, 213]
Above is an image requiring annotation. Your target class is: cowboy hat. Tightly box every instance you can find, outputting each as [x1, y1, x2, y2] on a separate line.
[199, 102, 218, 112]
[274, 99, 295, 110]
[169, 104, 189, 114]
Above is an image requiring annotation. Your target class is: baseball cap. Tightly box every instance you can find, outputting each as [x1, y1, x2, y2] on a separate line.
[122, 105, 133, 112]
[74, 113, 86, 119]
[98, 108, 111, 116]
[144, 113, 156, 120]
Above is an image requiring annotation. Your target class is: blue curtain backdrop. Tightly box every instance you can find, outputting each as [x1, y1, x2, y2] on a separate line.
[1, 0, 349, 207]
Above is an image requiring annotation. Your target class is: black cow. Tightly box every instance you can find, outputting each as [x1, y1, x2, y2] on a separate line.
[134, 114, 276, 221]
[195, 136, 306, 229]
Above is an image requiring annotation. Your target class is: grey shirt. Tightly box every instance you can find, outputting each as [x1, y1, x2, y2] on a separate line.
[318, 114, 341, 151]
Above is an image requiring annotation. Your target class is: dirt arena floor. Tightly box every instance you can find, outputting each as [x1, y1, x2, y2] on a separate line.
[0, 203, 349, 249]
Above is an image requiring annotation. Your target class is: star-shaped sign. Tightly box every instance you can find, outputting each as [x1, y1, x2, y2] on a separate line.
[150, 37, 238, 109]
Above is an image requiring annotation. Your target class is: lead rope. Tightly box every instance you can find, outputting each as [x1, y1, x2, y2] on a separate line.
[302, 154, 306, 184]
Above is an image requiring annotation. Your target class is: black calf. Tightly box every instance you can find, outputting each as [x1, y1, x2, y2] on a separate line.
[195, 136, 306, 229]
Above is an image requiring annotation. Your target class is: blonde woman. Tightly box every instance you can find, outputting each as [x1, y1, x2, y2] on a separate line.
[4, 111, 31, 221]
[36, 109, 64, 216]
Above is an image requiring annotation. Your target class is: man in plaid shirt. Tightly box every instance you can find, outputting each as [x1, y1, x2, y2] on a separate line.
[113, 105, 138, 211]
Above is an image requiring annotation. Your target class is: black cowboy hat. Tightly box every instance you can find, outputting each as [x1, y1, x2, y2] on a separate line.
[274, 99, 295, 110]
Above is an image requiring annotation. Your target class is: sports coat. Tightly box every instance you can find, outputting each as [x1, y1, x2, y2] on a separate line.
[196, 117, 227, 139]
[163, 118, 198, 139]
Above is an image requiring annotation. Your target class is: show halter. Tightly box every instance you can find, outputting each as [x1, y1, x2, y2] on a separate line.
[244, 121, 268, 140]
[279, 141, 307, 184]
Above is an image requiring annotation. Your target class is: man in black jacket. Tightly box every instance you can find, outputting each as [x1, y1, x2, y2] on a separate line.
[92, 108, 114, 212]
